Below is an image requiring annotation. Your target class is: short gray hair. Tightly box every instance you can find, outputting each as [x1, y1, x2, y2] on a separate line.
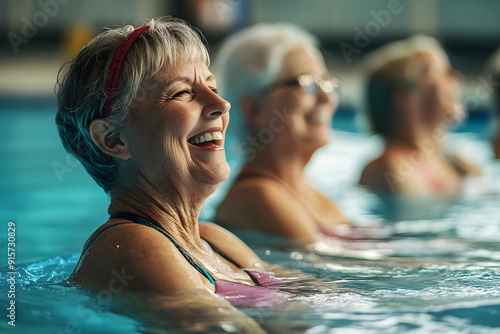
[363, 35, 445, 138]
[214, 23, 319, 140]
[55, 17, 209, 193]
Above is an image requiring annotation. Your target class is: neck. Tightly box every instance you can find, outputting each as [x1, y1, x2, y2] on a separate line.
[387, 123, 445, 156]
[108, 176, 215, 248]
[241, 144, 312, 189]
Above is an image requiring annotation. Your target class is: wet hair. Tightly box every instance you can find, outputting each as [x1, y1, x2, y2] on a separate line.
[55, 17, 209, 193]
[362, 35, 445, 138]
[214, 23, 319, 140]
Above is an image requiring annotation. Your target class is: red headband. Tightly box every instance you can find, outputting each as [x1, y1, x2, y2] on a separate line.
[103, 25, 149, 117]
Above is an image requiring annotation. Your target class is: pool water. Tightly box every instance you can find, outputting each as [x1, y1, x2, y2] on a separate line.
[1, 103, 500, 333]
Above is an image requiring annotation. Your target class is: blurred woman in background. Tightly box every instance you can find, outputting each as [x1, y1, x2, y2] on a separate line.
[358, 36, 481, 197]
[486, 47, 500, 159]
[215, 23, 351, 246]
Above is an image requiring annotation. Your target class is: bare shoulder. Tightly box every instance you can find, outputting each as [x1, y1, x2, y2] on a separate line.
[72, 222, 211, 293]
[198, 222, 261, 268]
[217, 176, 317, 244]
[450, 153, 482, 177]
[216, 176, 287, 226]
[359, 156, 393, 191]
[223, 175, 291, 207]
[306, 184, 351, 225]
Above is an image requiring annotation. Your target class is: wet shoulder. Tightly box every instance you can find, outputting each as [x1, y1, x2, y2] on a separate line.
[359, 155, 394, 192]
[72, 221, 210, 293]
[199, 222, 261, 268]
[216, 176, 290, 227]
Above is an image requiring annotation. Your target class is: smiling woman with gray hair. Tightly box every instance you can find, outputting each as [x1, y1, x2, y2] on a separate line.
[215, 23, 352, 246]
[55, 17, 288, 331]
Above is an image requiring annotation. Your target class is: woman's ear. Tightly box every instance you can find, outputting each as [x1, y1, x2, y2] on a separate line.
[89, 119, 132, 160]
[240, 96, 268, 127]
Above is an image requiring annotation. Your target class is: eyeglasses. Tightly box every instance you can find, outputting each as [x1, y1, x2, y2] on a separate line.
[268, 74, 340, 98]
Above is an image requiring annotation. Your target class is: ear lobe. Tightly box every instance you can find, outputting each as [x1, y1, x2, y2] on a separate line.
[89, 119, 132, 160]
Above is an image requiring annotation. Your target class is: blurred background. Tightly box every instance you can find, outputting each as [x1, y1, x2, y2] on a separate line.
[1, 0, 500, 260]
[1, 0, 499, 110]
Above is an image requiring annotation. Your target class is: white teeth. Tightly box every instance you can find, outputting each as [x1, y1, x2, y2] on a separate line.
[190, 131, 223, 145]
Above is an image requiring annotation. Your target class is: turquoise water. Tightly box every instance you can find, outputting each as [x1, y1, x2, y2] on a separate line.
[1, 103, 500, 333]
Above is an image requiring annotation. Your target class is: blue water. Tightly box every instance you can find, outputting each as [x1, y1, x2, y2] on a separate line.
[1, 103, 500, 333]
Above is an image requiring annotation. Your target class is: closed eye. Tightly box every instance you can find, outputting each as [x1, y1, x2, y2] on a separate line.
[169, 89, 193, 101]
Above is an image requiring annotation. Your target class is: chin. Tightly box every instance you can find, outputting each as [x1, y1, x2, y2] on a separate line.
[217, 163, 231, 183]
[314, 139, 329, 150]
[312, 129, 331, 147]
[301, 138, 328, 155]
[200, 161, 231, 185]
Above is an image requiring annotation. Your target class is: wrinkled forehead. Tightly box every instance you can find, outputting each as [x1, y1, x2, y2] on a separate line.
[139, 62, 214, 94]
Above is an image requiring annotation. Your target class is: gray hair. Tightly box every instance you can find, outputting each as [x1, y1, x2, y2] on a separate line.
[362, 35, 445, 138]
[55, 17, 209, 193]
[214, 23, 319, 140]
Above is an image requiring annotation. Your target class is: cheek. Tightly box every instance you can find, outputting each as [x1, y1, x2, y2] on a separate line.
[422, 83, 441, 109]
[222, 113, 230, 133]
[137, 113, 188, 158]
[277, 92, 317, 118]
[288, 92, 311, 110]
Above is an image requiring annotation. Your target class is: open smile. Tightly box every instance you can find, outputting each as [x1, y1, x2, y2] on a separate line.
[188, 130, 224, 151]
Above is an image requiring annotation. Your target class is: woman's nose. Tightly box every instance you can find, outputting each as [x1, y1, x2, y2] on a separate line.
[203, 89, 230, 118]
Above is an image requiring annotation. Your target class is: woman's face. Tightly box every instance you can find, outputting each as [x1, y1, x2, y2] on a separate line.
[123, 62, 231, 189]
[257, 47, 337, 152]
[419, 50, 464, 128]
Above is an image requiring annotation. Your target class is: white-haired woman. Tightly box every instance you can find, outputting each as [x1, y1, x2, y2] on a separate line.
[56, 17, 287, 331]
[214, 23, 351, 245]
[358, 36, 481, 197]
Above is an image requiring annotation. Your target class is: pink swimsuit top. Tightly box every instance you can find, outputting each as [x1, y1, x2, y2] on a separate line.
[76, 212, 289, 308]
[215, 270, 287, 308]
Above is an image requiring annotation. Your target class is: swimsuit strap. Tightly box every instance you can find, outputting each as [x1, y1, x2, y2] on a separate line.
[202, 239, 261, 286]
[81, 212, 216, 288]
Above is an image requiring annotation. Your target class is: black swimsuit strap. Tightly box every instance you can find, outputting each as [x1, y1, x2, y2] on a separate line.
[113, 213, 262, 286]
[202, 239, 261, 285]
[76, 212, 260, 288]
[103, 212, 216, 287]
